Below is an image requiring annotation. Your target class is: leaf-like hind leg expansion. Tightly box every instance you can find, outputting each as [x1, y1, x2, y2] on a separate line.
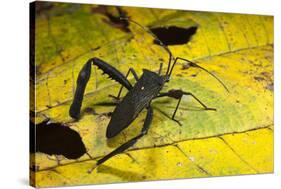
[156, 89, 216, 125]
[69, 61, 92, 119]
[110, 68, 139, 101]
[92, 58, 133, 90]
[88, 106, 153, 173]
[69, 58, 134, 119]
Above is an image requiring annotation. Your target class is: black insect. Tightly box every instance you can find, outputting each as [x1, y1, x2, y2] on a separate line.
[69, 18, 228, 172]
[30, 119, 87, 160]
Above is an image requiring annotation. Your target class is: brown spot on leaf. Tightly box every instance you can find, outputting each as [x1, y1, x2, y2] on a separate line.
[84, 107, 98, 115]
[254, 76, 265, 81]
[91, 46, 101, 51]
[91, 6, 130, 33]
[265, 83, 273, 91]
[181, 63, 192, 70]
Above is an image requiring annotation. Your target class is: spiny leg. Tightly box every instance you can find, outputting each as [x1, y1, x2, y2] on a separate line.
[88, 106, 153, 173]
[156, 89, 216, 125]
[69, 58, 133, 119]
[109, 68, 139, 101]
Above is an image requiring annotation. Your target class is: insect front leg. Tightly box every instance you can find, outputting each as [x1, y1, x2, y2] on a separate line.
[156, 89, 216, 125]
[88, 106, 153, 173]
[109, 68, 139, 101]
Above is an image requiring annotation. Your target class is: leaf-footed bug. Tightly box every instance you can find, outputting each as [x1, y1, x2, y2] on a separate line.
[69, 18, 229, 173]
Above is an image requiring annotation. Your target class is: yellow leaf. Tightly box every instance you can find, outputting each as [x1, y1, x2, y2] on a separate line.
[31, 2, 273, 187]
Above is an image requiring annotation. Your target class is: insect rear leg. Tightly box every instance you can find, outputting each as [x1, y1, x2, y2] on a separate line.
[156, 89, 216, 125]
[109, 68, 139, 101]
[69, 58, 133, 119]
[88, 106, 153, 173]
[69, 61, 92, 119]
[92, 57, 133, 90]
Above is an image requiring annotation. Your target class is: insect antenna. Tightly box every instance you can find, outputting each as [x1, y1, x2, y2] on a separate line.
[120, 18, 228, 92]
[120, 17, 174, 75]
[169, 57, 229, 92]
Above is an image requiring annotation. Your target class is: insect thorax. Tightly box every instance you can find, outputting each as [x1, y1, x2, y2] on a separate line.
[130, 69, 165, 100]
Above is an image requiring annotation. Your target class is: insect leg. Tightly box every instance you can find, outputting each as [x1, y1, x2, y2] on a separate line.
[156, 89, 216, 125]
[69, 58, 134, 119]
[88, 106, 153, 173]
[110, 68, 139, 100]
[69, 61, 92, 119]
[92, 58, 133, 90]
[158, 63, 163, 75]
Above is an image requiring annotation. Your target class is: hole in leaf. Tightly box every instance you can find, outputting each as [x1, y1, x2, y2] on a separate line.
[150, 26, 198, 46]
[30, 120, 86, 159]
